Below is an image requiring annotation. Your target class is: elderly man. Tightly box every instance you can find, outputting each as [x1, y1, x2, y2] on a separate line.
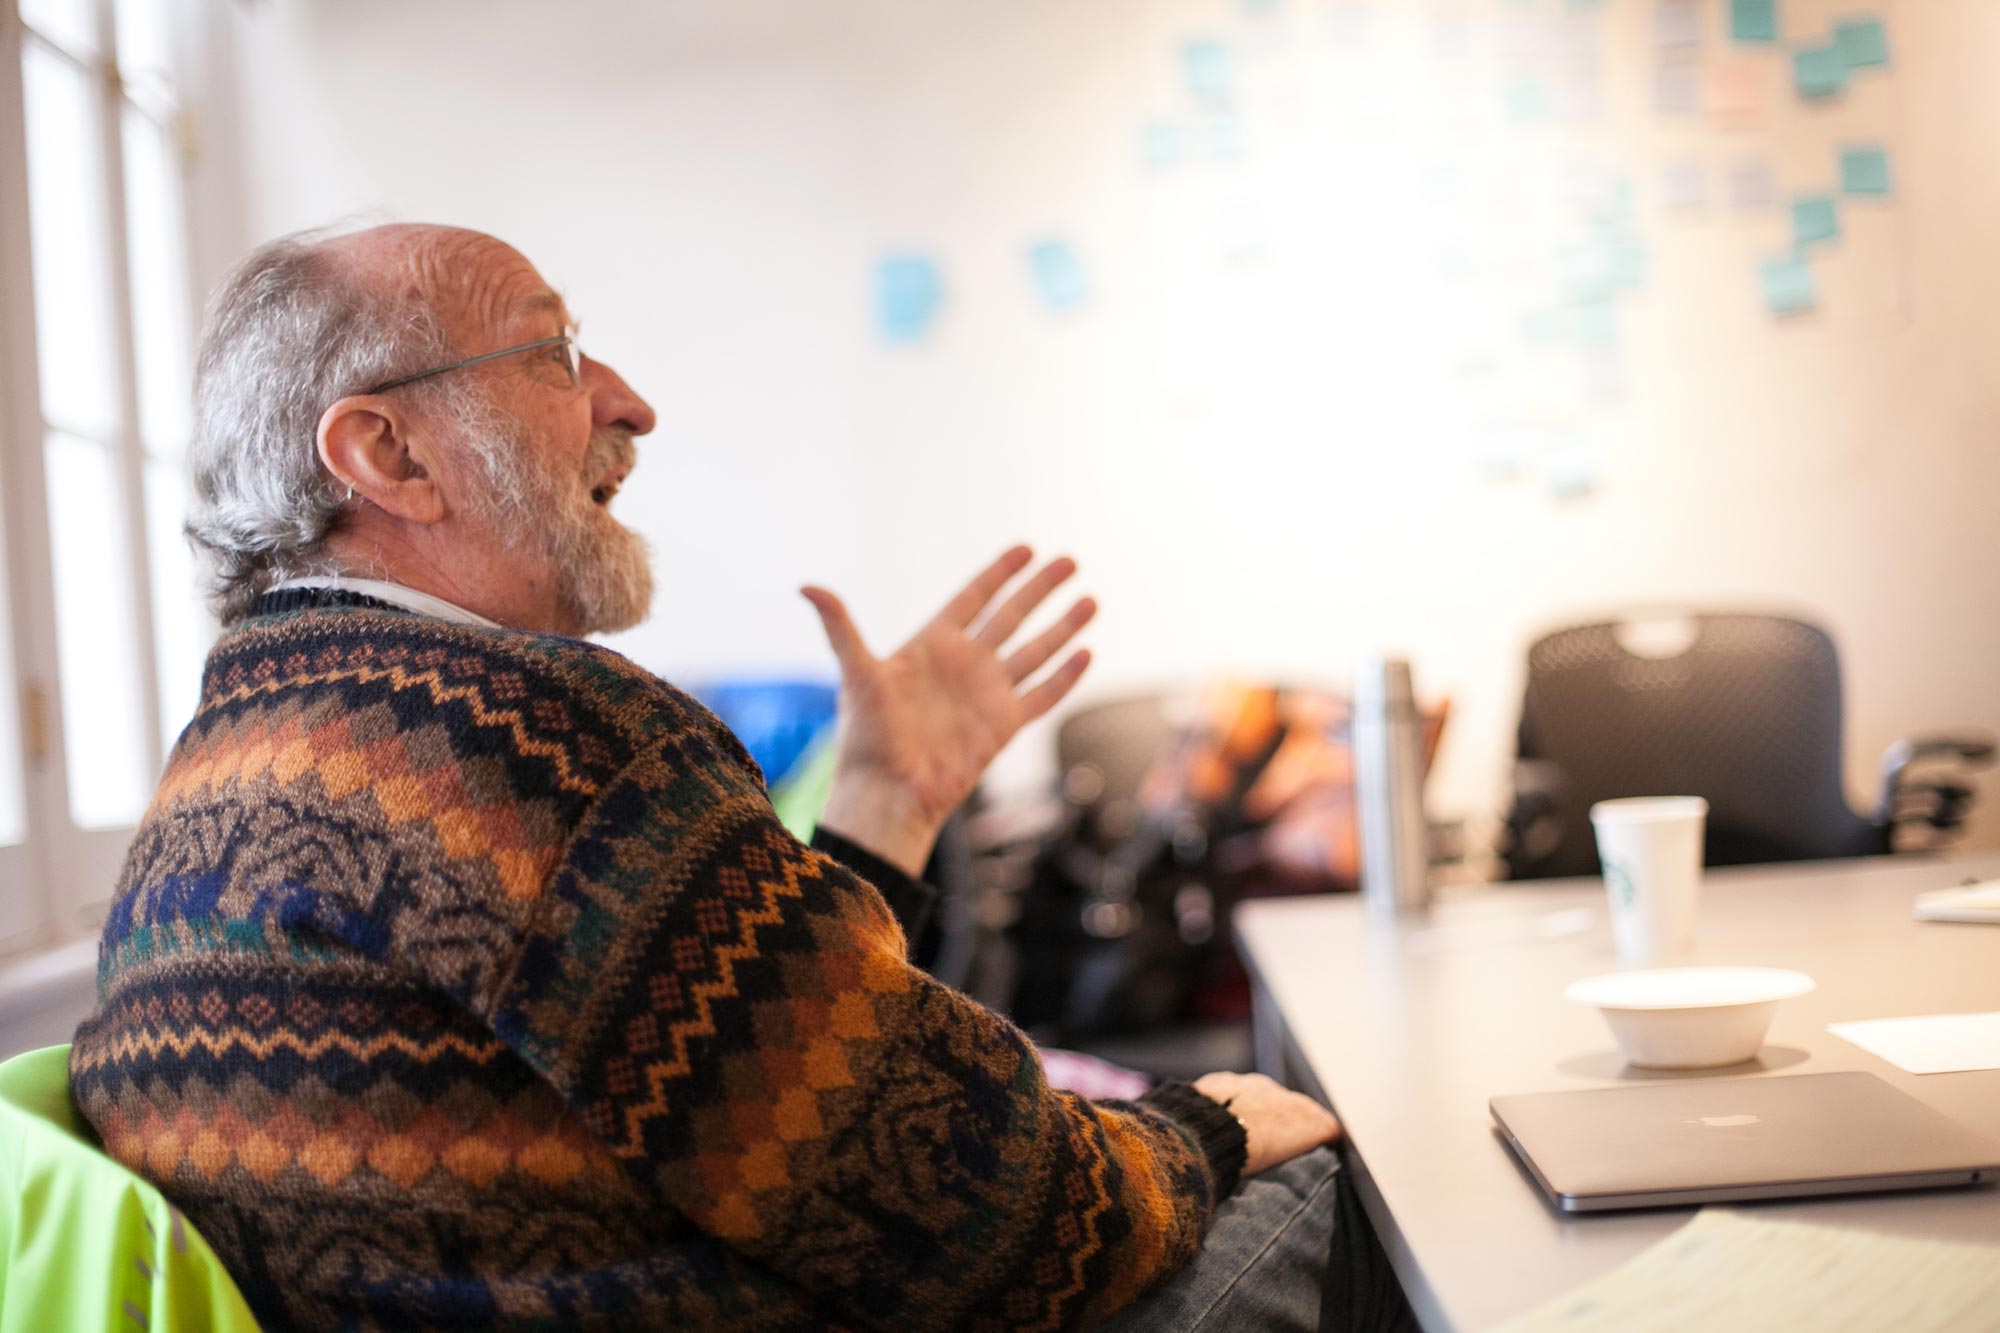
[69, 224, 1357, 1330]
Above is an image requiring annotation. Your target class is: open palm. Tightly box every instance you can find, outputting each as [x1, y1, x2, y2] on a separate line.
[803, 546, 1096, 876]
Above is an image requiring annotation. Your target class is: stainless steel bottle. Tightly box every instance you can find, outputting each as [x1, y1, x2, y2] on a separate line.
[1353, 658, 1430, 917]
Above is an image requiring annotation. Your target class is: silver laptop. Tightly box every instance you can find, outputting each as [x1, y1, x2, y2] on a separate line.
[1490, 1071, 2000, 1213]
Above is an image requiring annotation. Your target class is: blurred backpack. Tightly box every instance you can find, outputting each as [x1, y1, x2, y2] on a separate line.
[1009, 682, 1445, 1040]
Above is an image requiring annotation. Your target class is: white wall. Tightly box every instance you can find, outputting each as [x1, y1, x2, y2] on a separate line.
[193, 0, 2000, 848]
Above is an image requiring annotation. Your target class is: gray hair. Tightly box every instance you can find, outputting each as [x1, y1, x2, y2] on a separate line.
[185, 227, 475, 622]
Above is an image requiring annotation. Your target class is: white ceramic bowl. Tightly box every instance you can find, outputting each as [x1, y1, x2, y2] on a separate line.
[1563, 966, 1816, 1069]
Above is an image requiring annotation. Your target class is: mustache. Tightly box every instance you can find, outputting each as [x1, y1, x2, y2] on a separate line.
[584, 427, 637, 481]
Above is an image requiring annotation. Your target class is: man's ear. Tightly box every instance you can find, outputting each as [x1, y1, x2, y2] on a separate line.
[317, 397, 445, 524]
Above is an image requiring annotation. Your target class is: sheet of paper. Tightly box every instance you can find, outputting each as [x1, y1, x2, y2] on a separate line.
[1835, 15, 1890, 68]
[1792, 194, 1839, 247]
[1661, 162, 1707, 212]
[1841, 143, 1893, 196]
[1706, 60, 1765, 129]
[1830, 1012, 2000, 1074]
[1654, 0, 1700, 49]
[1727, 161, 1777, 211]
[1794, 42, 1848, 99]
[1492, 1209, 2000, 1333]
[1760, 255, 1816, 316]
[1026, 240, 1087, 312]
[1654, 61, 1700, 116]
[1728, 0, 1778, 43]
[876, 255, 942, 344]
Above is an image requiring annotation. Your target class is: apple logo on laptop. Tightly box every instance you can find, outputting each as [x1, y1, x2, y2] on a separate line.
[1685, 1114, 1761, 1128]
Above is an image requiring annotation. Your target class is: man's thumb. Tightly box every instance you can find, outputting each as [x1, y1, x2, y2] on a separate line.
[801, 586, 870, 670]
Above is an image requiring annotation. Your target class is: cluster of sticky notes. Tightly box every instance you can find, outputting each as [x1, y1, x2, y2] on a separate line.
[1792, 14, 1891, 100]
[877, 255, 942, 344]
[1140, 38, 1246, 171]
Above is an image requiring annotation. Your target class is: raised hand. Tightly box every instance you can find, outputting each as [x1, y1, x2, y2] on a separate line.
[802, 545, 1096, 876]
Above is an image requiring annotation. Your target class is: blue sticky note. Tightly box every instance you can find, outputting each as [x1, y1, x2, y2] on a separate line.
[1761, 255, 1816, 315]
[1027, 240, 1087, 312]
[876, 255, 941, 344]
[1840, 144, 1892, 196]
[1183, 41, 1231, 101]
[1834, 15, 1889, 67]
[1611, 242, 1647, 289]
[1141, 122, 1181, 167]
[1572, 299, 1618, 348]
[1205, 115, 1244, 162]
[1791, 195, 1839, 247]
[1793, 43, 1847, 98]
[1730, 0, 1778, 42]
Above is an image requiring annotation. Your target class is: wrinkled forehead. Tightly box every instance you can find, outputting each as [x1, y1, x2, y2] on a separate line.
[344, 225, 571, 348]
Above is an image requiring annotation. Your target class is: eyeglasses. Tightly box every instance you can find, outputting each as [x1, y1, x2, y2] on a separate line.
[362, 333, 582, 395]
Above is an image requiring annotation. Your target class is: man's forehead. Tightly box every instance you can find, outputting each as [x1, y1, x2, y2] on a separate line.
[332, 225, 569, 337]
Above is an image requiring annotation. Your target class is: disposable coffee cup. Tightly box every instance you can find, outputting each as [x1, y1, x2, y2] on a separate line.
[1589, 796, 1707, 966]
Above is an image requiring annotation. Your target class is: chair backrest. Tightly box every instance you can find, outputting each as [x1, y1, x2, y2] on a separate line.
[0, 1044, 261, 1332]
[1505, 613, 1884, 880]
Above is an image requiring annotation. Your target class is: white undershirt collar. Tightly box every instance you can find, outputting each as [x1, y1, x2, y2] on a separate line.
[266, 576, 502, 630]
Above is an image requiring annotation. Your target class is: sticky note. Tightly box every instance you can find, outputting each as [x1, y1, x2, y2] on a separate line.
[1661, 162, 1708, 211]
[1840, 144, 1892, 196]
[1834, 15, 1889, 68]
[1761, 255, 1816, 315]
[1183, 40, 1231, 100]
[1655, 62, 1701, 115]
[1242, 0, 1280, 12]
[1730, 0, 1778, 42]
[1140, 122, 1180, 167]
[1794, 43, 1847, 99]
[1611, 242, 1647, 289]
[1655, 0, 1700, 47]
[1027, 240, 1087, 312]
[1573, 299, 1617, 348]
[1727, 161, 1777, 211]
[1706, 60, 1765, 128]
[1791, 194, 1840, 247]
[876, 255, 941, 344]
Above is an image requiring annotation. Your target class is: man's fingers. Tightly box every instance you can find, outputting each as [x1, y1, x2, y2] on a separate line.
[1019, 648, 1092, 722]
[935, 545, 1034, 630]
[801, 586, 873, 673]
[1003, 596, 1097, 684]
[974, 556, 1077, 650]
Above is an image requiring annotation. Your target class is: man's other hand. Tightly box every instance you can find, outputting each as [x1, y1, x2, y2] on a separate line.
[1192, 1071, 1343, 1178]
[803, 545, 1095, 877]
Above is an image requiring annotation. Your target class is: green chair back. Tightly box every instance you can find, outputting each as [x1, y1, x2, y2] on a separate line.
[0, 1044, 260, 1333]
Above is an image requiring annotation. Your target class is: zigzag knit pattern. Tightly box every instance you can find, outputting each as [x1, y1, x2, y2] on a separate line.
[70, 597, 1244, 1331]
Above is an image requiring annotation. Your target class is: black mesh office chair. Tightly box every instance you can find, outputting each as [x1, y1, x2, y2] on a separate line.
[1503, 613, 1994, 880]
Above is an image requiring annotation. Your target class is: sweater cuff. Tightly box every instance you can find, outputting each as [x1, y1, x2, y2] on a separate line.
[1139, 1081, 1248, 1203]
[809, 825, 939, 945]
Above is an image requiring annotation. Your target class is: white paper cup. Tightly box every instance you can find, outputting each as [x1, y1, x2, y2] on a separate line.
[1589, 796, 1707, 966]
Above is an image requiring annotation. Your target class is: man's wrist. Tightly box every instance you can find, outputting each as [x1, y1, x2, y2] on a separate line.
[817, 775, 937, 879]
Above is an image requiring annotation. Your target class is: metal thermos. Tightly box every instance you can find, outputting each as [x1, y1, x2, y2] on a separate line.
[1353, 658, 1430, 917]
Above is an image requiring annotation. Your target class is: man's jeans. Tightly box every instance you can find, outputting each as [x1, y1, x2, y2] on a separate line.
[1099, 1148, 1418, 1333]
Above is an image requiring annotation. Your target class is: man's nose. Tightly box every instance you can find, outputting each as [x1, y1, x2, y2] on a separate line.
[583, 357, 657, 436]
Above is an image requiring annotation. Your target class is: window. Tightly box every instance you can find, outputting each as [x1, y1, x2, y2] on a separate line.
[0, 0, 210, 953]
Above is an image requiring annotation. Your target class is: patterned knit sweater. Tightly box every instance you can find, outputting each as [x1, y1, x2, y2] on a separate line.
[70, 593, 1246, 1331]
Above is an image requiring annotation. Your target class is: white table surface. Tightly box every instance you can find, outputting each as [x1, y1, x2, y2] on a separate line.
[1232, 852, 2000, 1332]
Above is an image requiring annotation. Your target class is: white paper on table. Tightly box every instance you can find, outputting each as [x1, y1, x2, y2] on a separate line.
[1491, 1209, 2000, 1333]
[1829, 1011, 2000, 1074]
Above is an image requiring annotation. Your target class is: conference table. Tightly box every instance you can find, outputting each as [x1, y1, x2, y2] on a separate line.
[1233, 851, 2000, 1332]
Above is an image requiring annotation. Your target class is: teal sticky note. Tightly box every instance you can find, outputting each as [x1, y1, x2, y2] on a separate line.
[1730, 0, 1778, 42]
[1572, 299, 1618, 348]
[1027, 240, 1087, 312]
[1611, 242, 1647, 289]
[1834, 15, 1889, 67]
[1840, 144, 1892, 196]
[1141, 122, 1180, 167]
[1791, 195, 1839, 247]
[1761, 255, 1816, 315]
[876, 255, 941, 343]
[1205, 114, 1244, 162]
[1183, 41, 1231, 100]
[1793, 43, 1847, 98]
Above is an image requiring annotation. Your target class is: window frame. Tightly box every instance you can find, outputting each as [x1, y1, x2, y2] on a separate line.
[0, 0, 207, 956]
